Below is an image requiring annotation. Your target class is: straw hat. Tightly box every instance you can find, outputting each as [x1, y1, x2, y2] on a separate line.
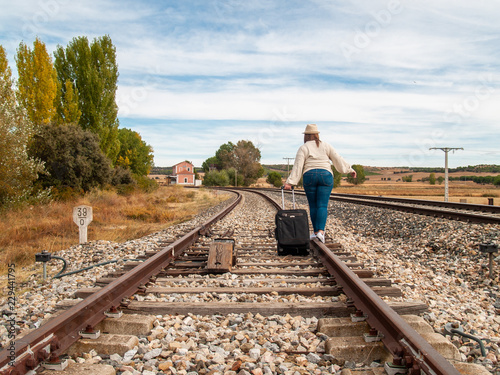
[303, 124, 319, 134]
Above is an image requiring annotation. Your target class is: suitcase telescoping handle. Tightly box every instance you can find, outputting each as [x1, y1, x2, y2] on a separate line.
[281, 186, 296, 210]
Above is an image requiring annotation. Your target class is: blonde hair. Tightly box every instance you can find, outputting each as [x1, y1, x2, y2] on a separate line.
[304, 133, 320, 147]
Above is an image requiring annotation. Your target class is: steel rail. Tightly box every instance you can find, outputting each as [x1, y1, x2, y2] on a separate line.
[327, 194, 500, 224]
[311, 239, 461, 375]
[236, 187, 462, 373]
[0, 192, 242, 375]
[331, 193, 500, 214]
[236, 187, 282, 211]
[271, 188, 500, 224]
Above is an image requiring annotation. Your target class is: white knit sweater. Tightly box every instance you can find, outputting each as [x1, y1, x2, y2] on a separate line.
[286, 141, 354, 186]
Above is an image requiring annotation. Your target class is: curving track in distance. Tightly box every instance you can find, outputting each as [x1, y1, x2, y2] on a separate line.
[270, 188, 500, 224]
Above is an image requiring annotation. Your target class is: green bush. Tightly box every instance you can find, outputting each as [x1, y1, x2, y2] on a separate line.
[112, 166, 135, 185]
[332, 166, 342, 188]
[495, 175, 500, 186]
[266, 171, 283, 187]
[115, 183, 136, 196]
[133, 174, 158, 192]
[226, 168, 244, 186]
[203, 170, 230, 186]
[28, 123, 112, 192]
[346, 164, 366, 185]
[51, 186, 82, 201]
[429, 173, 436, 185]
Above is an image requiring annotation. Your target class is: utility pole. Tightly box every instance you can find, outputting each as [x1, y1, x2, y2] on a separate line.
[283, 157, 294, 178]
[429, 147, 463, 202]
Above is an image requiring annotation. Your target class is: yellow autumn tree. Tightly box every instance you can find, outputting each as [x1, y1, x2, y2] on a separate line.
[0, 46, 14, 105]
[0, 45, 45, 207]
[15, 37, 59, 127]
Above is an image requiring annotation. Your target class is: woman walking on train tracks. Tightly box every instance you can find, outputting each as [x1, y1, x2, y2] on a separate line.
[284, 124, 356, 243]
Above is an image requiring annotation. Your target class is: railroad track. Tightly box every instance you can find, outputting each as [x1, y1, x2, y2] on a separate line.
[0, 189, 490, 374]
[268, 188, 500, 224]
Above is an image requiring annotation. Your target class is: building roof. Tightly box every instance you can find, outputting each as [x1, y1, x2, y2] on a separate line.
[173, 161, 194, 167]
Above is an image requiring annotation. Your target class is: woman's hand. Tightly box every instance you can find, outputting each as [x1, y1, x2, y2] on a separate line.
[284, 183, 292, 190]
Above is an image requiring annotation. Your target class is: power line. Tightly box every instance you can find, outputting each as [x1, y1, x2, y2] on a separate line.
[460, 149, 500, 155]
[429, 147, 464, 202]
[283, 157, 294, 178]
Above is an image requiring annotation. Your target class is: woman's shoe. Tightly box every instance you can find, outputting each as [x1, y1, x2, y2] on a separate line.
[310, 233, 317, 239]
[316, 232, 325, 243]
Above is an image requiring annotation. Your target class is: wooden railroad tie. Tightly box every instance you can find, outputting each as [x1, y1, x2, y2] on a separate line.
[206, 239, 235, 272]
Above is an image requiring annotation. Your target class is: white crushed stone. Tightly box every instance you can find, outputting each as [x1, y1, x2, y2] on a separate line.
[1, 189, 498, 374]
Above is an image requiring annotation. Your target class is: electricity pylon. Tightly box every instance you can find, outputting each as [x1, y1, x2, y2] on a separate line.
[429, 147, 463, 202]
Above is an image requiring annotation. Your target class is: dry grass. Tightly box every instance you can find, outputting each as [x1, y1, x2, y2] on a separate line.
[0, 186, 228, 275]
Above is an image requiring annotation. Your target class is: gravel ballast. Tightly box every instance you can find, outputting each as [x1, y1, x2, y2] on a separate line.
[1, 189, 498, 374]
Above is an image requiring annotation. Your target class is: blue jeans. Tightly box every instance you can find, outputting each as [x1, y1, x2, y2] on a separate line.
[303, 169, 333, 233]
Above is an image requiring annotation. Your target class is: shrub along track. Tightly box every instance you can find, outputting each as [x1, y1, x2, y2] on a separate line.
[0, 189, 482, 374]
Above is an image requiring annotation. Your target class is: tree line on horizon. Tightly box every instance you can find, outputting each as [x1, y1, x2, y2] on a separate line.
[0, 36, 155, 208]
[410, 165, 500, 174]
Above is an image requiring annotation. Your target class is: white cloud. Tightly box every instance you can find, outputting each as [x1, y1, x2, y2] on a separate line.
[1, 0, 499, 168]
[117, 82, 499, 125]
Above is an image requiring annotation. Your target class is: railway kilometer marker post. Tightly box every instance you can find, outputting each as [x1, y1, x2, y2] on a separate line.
[73, 205, 93, 243]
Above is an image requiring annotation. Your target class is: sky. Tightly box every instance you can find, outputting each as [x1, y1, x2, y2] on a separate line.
[1, 0, 499, 168]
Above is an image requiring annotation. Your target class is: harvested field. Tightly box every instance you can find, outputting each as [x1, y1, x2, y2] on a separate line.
[255, 167, 500, 206]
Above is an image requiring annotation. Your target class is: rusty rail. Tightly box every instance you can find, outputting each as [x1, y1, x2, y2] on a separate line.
[246, 187, 462, 373]
[328, 194, 500, 224]
[238, 188, 282, 211]
[330, 192, 500, 214]
[273, 188, 500, 224]
[0, 192, 241, 375]
[311, 239, 461, 375]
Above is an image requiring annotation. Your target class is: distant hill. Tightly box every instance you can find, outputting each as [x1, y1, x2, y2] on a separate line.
[410, 165, 500, 173]
[263, 164, 289, 177]
[150, 167, 172, 175]
[150, 166, 203, 175]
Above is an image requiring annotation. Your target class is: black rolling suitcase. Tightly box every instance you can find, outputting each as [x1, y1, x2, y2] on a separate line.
[275, 187, 310, 256]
